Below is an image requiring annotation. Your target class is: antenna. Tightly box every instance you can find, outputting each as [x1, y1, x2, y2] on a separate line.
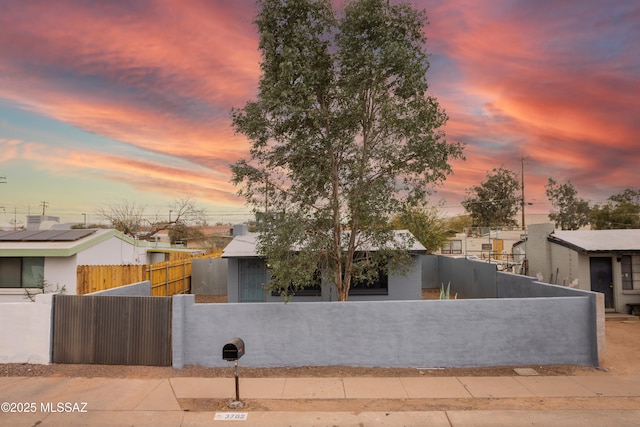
[40, 201, 49, 216]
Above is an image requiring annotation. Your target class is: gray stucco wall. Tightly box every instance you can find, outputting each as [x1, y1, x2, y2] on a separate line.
[421, 255, 438, 288]
[87, 281, 151, 296]
[438, 257, 498, 299]
[497, 271, 605, 365]
[173, 293, 598, 369]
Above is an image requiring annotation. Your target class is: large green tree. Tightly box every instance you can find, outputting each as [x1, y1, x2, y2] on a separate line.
[545, 178, 591, 230]
[590, 188, 640, 229]
[231, 0, 463, 301]
[461, 167, 520, 227]
[389, 205, 448, 254]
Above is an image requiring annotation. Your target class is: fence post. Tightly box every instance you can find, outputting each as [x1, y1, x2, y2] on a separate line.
[165, 262, 169, 296]
[148, 265, 152, 296]
[183, 260, 187, 294]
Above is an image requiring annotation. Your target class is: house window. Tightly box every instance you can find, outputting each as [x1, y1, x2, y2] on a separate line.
[349, 269, 388, 296]
[0, 257, 44, 288]
[441, 240, 462, 254]
[621, 255, 640, 291]
[271, 270, 322, 297]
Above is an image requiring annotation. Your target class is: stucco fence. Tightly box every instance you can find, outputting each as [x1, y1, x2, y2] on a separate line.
[175, 257, 603, 368]
[1, 258, 604, 368]
[173, 293, 600, 369]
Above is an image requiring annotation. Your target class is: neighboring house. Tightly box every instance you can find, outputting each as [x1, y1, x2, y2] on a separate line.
[222, 229, 426, 302]
[0, 229, 150, 302]
[439, 227, 528, 272]
[524, 224, 640, 313]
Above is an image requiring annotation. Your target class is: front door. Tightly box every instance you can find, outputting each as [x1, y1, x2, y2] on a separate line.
[239, 259, 266, 302]
[590, 257, 614, 309]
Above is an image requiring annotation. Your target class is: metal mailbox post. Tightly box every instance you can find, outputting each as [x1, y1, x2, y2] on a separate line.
[222, 338, 245, 403]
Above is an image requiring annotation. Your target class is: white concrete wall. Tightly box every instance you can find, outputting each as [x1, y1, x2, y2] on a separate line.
[548, 243, 580, 286]
[76, 236, 147, 265]
[0, 294, 52, 364]
[44, 256, 78, 294]
[525, 223, 555, 280]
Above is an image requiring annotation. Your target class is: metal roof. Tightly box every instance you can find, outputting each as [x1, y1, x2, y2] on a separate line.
[0, 229, 97, 242]
[548, 229, 640, 253]
[222, 230, 427, 258]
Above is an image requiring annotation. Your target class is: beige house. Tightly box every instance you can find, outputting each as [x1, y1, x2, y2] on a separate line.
[524, 224, 640, 314]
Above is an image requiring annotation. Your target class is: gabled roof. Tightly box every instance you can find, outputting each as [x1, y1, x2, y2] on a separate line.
[548, 229, 640, 253]
[0, 229, 136, 257]
[222, 230, 427, 258]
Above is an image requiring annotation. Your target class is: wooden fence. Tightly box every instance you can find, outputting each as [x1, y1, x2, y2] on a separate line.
[76, 250, 222, 296]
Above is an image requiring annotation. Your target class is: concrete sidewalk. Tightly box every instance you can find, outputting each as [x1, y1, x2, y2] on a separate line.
[1, 374, 640, 426]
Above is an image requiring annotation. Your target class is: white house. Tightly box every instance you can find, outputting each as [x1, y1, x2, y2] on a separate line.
[0, 229, 150, 302]
[524, 224, 640, 314]
[222, 229, 426, 302]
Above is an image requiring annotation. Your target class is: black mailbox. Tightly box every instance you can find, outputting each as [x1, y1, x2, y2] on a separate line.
[223, 338, 245, 361]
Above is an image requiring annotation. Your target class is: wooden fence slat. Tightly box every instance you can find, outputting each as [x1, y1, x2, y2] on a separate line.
[77, 253, 220, 296]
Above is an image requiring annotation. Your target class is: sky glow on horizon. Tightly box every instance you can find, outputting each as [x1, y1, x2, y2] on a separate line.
[0, 0, 638, 227]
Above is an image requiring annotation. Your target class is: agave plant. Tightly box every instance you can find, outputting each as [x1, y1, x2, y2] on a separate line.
[439, 282, 458, 300]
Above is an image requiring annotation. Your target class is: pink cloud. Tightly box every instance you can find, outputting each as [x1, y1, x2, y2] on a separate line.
[1, 0, 638, 217]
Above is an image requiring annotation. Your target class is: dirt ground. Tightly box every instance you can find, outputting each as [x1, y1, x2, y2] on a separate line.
[2, 306, 638, 412]
[2, 318, 638, 379]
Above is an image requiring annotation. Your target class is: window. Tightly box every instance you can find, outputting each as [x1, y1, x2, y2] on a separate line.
[621, 255, 640, 291]
[271, 270, 322, 297]
[349, 269, 388, 296]
[441, 240, 462, 254]
[0, 257, 44, 288]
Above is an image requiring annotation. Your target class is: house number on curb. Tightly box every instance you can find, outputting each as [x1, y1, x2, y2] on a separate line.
[214, 412, 248, 421]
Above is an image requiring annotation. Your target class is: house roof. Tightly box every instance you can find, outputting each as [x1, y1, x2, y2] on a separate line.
[0, 229, 136, 257]
[548, 229, 640, 253]
[222, 230, 427, 258]
[0, 229, 96, 242]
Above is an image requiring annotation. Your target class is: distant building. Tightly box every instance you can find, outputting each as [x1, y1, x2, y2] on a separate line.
[26, 215, 60, 230]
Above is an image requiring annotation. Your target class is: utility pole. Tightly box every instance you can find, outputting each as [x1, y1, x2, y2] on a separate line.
[40, 201, 49, 216]
[0, 176, 5, 212]
[520, 157, 528, 230]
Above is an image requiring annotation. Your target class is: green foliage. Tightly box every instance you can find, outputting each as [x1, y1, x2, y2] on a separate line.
[590, 188, 640, 229]
[231, 0, 463, 301]
[443, 214, 473, 235]
[389, 205, 448, 253]
[439, 282, 457, 300]
[545, 178, 591, 230]
[461, 167, 520, 227]
[168, 222, 205, 245]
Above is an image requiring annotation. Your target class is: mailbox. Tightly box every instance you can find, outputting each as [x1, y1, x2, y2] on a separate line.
[222, 338, 245, 361]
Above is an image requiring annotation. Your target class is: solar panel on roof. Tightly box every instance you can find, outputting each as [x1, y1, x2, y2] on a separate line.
[0, 230, 43, 241]
[0, 229, 97, 241]
[23, 230, 66, 241]
[48, 230, 96, 241]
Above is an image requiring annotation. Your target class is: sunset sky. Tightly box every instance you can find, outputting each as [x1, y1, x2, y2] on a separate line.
[0, 0, 638, 228]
